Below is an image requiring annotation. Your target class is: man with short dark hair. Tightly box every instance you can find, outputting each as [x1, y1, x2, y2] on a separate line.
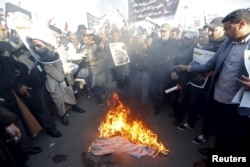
[76, 24, 87, 46]
[170, 27, 180, 40]
[178, 17, 226, 144]
[149, 23, 179, 115]
[175, 8, 250, 167]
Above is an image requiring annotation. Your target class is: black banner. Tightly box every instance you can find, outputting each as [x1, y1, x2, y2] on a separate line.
[5, 2, 31, 19]
[128, 0, 179, 22]
[5, 2, 31, 30]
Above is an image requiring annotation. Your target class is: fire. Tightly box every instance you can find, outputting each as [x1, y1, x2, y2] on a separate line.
[98, 93, 169, 156]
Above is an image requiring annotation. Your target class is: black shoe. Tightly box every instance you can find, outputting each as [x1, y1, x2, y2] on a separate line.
[179, 122, 194, 130]
[193, 134, 207, 144]
[46, 129, 62, 138]
[60, 115, 70, 126]
[72, 105, 86, 113]
[29, 147, 43, 154]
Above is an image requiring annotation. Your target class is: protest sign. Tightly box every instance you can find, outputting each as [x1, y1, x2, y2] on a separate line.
[5, 3, 60, 64]
[189, 48, 215, 88]
[109, 42, 130, 66]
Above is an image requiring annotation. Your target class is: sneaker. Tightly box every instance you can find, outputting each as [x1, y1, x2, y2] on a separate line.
[193, 134, 207, 144]
[179, 123, 193, 130]
[46, 129, 62, 138]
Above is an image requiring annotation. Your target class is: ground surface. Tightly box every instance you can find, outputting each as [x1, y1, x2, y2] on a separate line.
[26, 89, 214, 167]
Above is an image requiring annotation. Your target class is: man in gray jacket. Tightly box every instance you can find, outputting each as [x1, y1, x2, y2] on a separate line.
[175, 8, 250, 167]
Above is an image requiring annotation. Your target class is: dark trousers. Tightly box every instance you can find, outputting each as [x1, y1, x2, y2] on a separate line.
[20, 87, 56, 131]
[200, 98, 217, 139]
[0, 117, 31, 167]
[172, 85, 190, 122]
[92, 86, 105, 104]
[0, 139, 17, 167]
[187, 86, 208, 127]
[149, 74, 170, 113]
[211, 99, 250, 155]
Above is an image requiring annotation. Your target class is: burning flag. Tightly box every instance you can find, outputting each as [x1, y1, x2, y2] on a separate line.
[89, 93, 169, 158]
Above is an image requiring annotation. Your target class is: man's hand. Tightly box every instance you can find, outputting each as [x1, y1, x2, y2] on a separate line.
[171, 71, 179, 80]
[174, 65, 189, 71]
[122, 45, 129, 51]
[18, 85, 31, 97]
[14, 69, 21, 77]
[0, 97, 5, 102]
[236, 75, 250, 91]
[5, 123, 21, 143]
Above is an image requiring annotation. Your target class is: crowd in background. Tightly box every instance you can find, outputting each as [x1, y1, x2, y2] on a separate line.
[0, 7, 250, 167]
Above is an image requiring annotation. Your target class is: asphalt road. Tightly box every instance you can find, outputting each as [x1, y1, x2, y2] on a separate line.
[26, 88, 214, 167]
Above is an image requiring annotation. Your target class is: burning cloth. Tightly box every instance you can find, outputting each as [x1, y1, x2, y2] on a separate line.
[90, 136, 161, 159]
[89, 93, 169, 158]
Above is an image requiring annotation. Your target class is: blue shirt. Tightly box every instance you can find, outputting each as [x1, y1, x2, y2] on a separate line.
[214, 36, 250, 104]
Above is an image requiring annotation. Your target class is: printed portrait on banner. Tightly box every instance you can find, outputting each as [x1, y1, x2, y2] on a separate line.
[109, 42, 130, 66]
[5, 2, 60, 64]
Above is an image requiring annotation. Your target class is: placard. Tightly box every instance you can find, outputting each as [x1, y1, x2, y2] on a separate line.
[109, 42, 130, 66]
[189, 48, 215, 88]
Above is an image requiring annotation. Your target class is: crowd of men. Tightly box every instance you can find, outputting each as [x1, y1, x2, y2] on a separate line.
[0, 7, 250, 167]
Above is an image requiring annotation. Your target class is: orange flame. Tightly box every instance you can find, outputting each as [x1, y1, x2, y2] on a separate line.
[98, 93, 169, 155]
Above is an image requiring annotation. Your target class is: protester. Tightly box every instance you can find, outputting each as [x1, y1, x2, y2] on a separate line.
[169, 27, 181, 40]
[109, 29, 130, 90]
[130, 35, 152, 108]
[196, 28, 209, 48]
[0, 53, 42, 167]
[178, 17, 226, 146]
[26, 29, 86, 126]
[66, 33, 90, 91]
[0, 105, 21, 167]
[148, 23, 179, 115]
[175, 8, 250, 167]
[80, 34, 101, 102]
[49, 25, 86, 98]
[75, 24, 87, 46]
[169, 29, 199, 125]
[92, 35, 117, 106]
[191, 17, 225, 144]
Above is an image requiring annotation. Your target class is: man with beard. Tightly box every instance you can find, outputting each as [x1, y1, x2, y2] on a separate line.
[149, 23, 179, 115]
[26, 28, 86, 126]
[175, 9, 250, 167]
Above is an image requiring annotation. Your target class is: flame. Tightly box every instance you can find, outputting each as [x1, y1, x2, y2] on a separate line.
[98, 93, 169, 155]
